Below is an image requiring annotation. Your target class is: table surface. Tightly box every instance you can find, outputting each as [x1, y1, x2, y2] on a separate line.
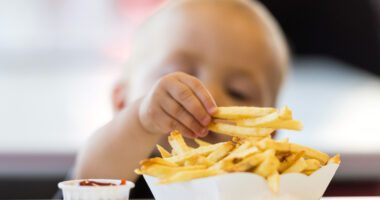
[127, 198, 380, 200]
[323, 197, 380, 199]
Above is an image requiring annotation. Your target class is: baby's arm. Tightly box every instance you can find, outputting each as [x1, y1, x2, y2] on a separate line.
[74, 99, 160, 181]
[74, 72, 217, 181]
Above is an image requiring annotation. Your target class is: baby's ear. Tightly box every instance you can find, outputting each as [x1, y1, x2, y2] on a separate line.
[111, 80, 128, 114]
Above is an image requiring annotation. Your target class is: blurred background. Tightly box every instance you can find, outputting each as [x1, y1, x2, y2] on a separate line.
[0, 0, 379, 198]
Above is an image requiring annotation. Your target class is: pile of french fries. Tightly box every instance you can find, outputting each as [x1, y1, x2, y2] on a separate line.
[135, 106, 341, 193]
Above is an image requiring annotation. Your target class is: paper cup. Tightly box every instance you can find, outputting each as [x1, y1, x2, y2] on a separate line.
[144, 164, 339, 200]
[58, 179, 135, 200]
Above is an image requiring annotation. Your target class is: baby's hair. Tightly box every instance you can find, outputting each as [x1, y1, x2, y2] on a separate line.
[124, 0, 289, 80]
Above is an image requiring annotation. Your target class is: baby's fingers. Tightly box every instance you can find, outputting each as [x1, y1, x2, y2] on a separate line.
[160, 93, 207, 137]
[177, 74, 217, 114]
[157, 106, 197, 138]
[166, 79, 211, 127]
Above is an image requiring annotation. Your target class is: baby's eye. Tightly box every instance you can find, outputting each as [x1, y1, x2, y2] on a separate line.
[227, 88, 249, 101]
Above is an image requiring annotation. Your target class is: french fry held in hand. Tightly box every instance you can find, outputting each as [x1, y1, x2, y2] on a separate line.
[136, 106, 341, 194]
[209, 106, 303, 137]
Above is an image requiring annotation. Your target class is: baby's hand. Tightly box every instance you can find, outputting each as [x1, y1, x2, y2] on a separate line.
[139, 72, 217, 138]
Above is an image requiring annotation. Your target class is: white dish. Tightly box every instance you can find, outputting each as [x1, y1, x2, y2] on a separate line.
[58, 179, 135, 200]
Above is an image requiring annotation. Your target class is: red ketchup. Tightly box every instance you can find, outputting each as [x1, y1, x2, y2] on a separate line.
[79, 179, 127, 186]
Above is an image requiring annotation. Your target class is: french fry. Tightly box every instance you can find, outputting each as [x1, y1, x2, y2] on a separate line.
[267, 171, 280, 194]
[235, 106, 303, 131]
[328, 154, 341, 164]
[168, 130, 192, 155]
[283, 157, 307, 174]
[136, 106, 340, 195]
[213, 106, 276, 120]
[160, 169, 224, 184]
[206, 141, 234, 162]
[137, 164, 207, 178]
[208, 122, 274, 137]
[290, 143, 330, 164]
[139, 157, 178, 168]
[258, 138, 290, 152]
[234, 136, 270, 145]
[184, 155, 214, 167]
[303, 170, 316, 176]
[156, 145, 171, 158]
[194, 138, 211, 147]
[278, 138, 289, 143]
[278, 151, 305, 173]
[254, 150, 280, 177]
[304, 159, 322, 171]
[165, 142, 226, 164]
[229, 151, 267, 172]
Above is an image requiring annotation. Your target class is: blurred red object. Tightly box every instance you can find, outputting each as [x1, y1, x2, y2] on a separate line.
[105, 0, 166, 64]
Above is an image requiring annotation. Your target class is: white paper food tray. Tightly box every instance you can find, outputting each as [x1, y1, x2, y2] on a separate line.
[144, 164, 339, 200]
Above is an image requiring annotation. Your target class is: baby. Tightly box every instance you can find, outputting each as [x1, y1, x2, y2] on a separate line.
[73, 0, 288, 196]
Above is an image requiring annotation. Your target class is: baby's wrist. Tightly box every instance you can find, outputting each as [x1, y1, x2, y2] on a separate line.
[136, 98, 162, 136]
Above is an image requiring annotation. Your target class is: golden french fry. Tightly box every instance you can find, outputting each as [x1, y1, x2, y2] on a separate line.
[304, 159, 322, 171]
[194, 138, 211, 147]
[278, 138, 289, 143]
[229, 146, 259, 160]
[184, 155, 214, 167]
[290, 143, 330, 164]
[207, 141, 235, 162]
[210, 141, 251, 170]
[140, 157, 178, 168]
[234, 136, 270, 146]
[215, 145, 260, 171]
[209, 122, 274, 137]
[136, 105, 341, 195]
[267, 171, 280, 194]
[137, 164, 207, 178]
[283, 157, 307, 174]
[183, 155, 200, 166]
[213, 106, 276, 120]
[168, 130, 192, 155]
[258, 138, 291, 152]
[229, 151, 267, 172]
[165, 142, 226, 164]
[160, 169, 224, 184]
[235, 106, 302, 131]
[278, 151, 305, 173]
[276, 152, 292, 161]
[328, 154, 341, 164]
[223, 141, 251, 159]
[279, 106, 293, 120]
[254, 150, 280, 177]
[237, 119, 303, 131]
[303, 170, 316, 176]
[156, 145, 171, 158]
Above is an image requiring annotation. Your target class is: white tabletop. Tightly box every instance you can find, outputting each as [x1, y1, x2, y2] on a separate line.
[323, 197, 380, 200]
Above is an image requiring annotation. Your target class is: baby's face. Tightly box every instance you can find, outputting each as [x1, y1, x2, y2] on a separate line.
[126, 1, 287, 142]
[128, 1, 286, 108]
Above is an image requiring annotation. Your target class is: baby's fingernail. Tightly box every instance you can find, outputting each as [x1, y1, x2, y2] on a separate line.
[202, 116, 211, 126]
[208, 107, 217, 114]
[199, 129, 208, 137]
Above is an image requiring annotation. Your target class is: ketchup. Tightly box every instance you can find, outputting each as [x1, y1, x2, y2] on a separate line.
[79, 179, 127, 186]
